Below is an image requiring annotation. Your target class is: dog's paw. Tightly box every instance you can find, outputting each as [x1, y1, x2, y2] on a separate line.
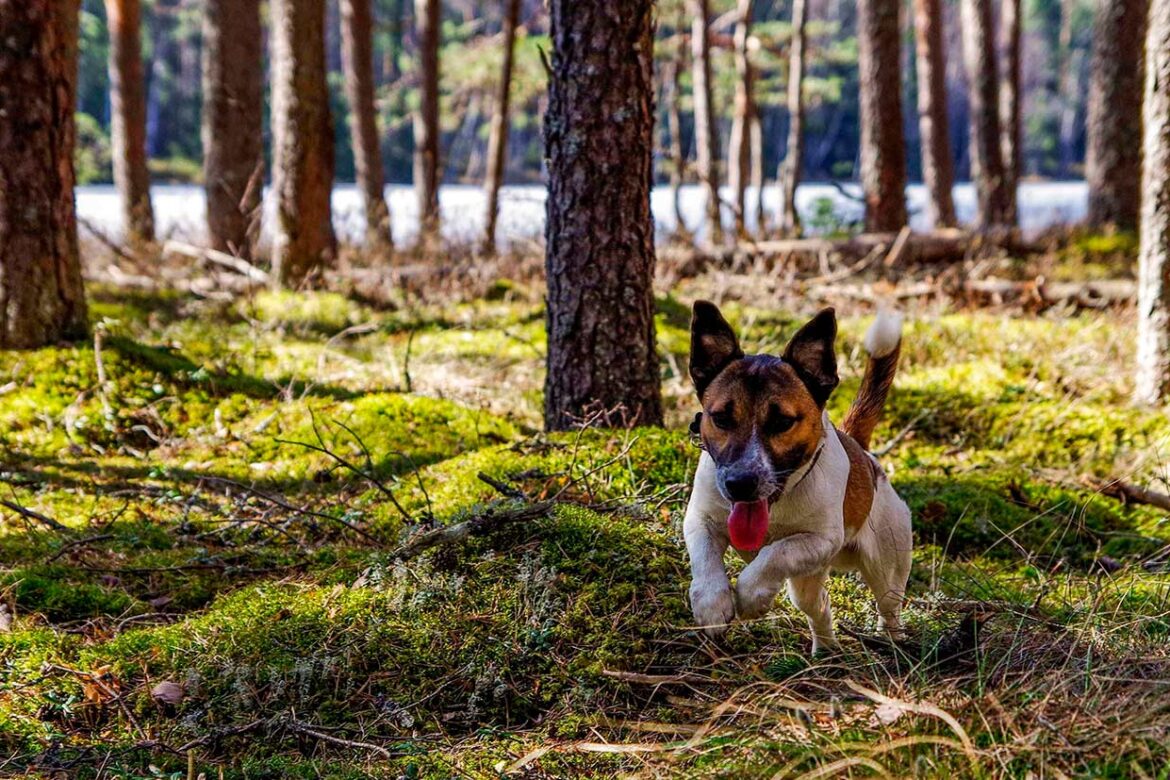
[734, 576, 779, 620]
[690, 580, 735, 636]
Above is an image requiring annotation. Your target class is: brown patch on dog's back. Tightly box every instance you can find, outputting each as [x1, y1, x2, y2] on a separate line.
[836, 427, 876, 534]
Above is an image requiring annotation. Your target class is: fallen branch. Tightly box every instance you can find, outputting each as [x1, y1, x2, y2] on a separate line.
[601, 669, 711, 685]
[390, 501, 552, 562]
[285, 718, 395, 758]
[163, 240, 270, 284]
[0, 499, 70, 533]
[1087, 477, 1170, 512]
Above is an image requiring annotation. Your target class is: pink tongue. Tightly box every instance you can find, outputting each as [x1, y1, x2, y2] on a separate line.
[728, 499, 770, 552]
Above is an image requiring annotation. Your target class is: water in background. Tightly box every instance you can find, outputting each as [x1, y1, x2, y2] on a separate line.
[75, 181, 1091, 249]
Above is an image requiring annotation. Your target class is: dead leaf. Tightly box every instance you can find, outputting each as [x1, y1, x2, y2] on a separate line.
[874, 701, 906, 725]
[151, 680, 184, 706]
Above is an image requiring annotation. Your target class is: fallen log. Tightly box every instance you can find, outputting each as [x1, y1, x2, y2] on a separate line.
[963, 277, 1135, 308]
[163, 240, 270, 284]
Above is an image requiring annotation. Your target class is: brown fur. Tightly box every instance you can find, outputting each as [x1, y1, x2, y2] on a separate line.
[699, 357, 824, 481]
[842, 341, 901, 450]
[836, 427, 876, 534]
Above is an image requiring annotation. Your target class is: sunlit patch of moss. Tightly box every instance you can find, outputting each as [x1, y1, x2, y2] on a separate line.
[247, 290, 375, 335]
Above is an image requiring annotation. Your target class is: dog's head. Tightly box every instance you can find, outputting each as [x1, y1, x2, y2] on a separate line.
[689, 301, 838, 508]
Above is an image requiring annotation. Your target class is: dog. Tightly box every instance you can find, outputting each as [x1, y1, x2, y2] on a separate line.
[683, 301, 912, 652]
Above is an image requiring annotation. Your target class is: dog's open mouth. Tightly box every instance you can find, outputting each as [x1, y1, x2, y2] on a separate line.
[728, 498, 770, 552]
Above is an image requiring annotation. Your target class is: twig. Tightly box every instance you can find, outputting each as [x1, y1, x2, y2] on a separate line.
[0, 499, 70, 533]
[285, 718, 393, 758]
[390, 501, 552, 562]
[44, 534, 114, 563]
[1087, 477, 1170, 512]
[601, 669, 711, 685]
[163, 240, 270, 284]
[477, 471, 529, 500]
[872, 409, 931, 457]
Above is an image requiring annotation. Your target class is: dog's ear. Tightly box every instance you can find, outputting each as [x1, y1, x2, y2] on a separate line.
[783, 308, 839, 406]
[690, 301, 743, 398]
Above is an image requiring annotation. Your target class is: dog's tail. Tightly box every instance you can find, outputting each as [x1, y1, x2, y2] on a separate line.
[842, 310, 903, 451]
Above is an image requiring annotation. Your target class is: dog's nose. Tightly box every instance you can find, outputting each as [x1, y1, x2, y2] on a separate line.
[724, 472, 759, 501]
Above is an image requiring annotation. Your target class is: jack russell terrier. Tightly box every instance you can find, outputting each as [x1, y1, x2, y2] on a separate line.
[683, 302, 912, 652]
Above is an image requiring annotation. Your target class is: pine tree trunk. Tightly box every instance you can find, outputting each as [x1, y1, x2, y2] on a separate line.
[414, 0, 441, 249]
[727, 0, 755, 238]
[777, 0, 808, 236]
[202, 0, 263, 260]
[1057, 0, 1084, 179]
[1135, 0, 1170, 404]
[105, 0, 154, 244]
[271, 0, 337, 287]
[998, 0, 1021, 225]
[960, 0, 1010, 228]
[857, 0, 908, 232]
[912, 0, 957, 228]
[1086, 0, 1147, 231]
[341, 0, 393, 258]
[483, 0, 520, 255]
[0, 0, 88, 348]
[664, 17, 690, 238]
[543, 0, 663, 431]
[689, 0, 723, 247]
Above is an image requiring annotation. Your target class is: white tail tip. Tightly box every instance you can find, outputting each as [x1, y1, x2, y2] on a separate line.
[864, 310, 903, 358]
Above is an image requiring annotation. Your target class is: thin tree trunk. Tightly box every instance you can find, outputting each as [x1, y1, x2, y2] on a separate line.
[544, 0, 662, 431]
[1135, 0, 1170, 403]
[689, 0, 723, 247]
[483, 0, 520, 255]
[912, 0, 957, 228]
[414, 0, 441, 250]
[105, 0, 155, 244]
[960, 0, 1010, 228]
[998, 0, 1021, 226]
[857, 0, 908, 232]
[0, 0, 89, 348]
[202, 0, 263, 260]
[751, 113, 763, 232]
[1057, 0, 1082, 178]
[664, 20, 690, 239]
[1086, 0, 1148, 231]
[727, 0, 755, 238]
[341, 0, 393, 259]
[777, 0, 808, 236]
[271, 0, 337, 287]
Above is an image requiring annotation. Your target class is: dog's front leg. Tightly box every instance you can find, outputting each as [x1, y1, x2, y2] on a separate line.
[734, 531, 838, 620]
[684, 514, 734, 637]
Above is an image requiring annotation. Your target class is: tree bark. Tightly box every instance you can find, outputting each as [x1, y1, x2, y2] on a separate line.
[665, 16, 690, 238]
[857, 0, 908, 232]
[998, 0, 1021, 226]
[341, 0, 393, 259]
[543, 0, 663, 431]
[689, 0, 723, 247]
[104, 0, 154, 244]
[912, 0, 957, 228]
[271, 0, 337, 287]
[0, 0, 88, 348]
[483, 0, 520, 255]
[1086, 0, 1148, 231]
[1135, 0, 1170, 404]
[959, 0, 1010, 228]
[1057, 0, 1085, 179]
[727, 0, 755, 238]
[777, 0, 808, 236]
[414, 0, 441, 250]
[202, 0, 264, 260]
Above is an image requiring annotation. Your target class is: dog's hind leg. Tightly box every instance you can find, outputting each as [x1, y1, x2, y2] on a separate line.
[856, 489, 912, 638]
[787, 569, 838, 653]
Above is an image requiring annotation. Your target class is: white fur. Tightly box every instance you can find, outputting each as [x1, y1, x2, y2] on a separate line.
[684, 411, 913, 651]
[863, 310, 903, 358]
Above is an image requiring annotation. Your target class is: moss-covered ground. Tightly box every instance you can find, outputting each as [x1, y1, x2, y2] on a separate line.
[0, 269, 1168, 778]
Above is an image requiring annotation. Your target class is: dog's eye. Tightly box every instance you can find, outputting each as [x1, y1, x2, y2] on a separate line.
[709, 408, 735, 430]
[766, 408, 798, 434]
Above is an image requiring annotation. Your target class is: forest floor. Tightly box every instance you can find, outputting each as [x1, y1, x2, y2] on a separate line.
[1, 234, 1169, 778]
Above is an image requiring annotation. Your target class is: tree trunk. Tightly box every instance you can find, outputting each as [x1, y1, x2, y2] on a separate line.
[271, 0, 337, 287]
[543, 0, 663, 431]
[998, 0, 1021, 226]
[727, 0, 755, 238]
[1057, 0, 1083, 178]
[105, 0, 154, 244]
[1086, 0, 1148, 231]
[0, 0, 88, 348]
[857, 0, 908, 232]
[202, 0, 263, 260]
[1135, 0, 1170, 403]
[912, 0, 957, 228]
[341, 0, 393, 258]
[689, 0, 723, 247]
[959, 0, 1010, 228]
[777, 0, 808, 236]
[665, 14, 690, 238]
[414, 0, 441, 250]
[483, 0, 520, 255]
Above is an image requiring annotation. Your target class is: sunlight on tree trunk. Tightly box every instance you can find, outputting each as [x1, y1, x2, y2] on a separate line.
[0, 0, 88, 348]
[105, 0, 154, 244]
[999, 0, 1021, 226]
[960, 0, 1010, 228]
[482, 0, 520, 256]
[689, 0, 724, 248]
[857, 0, 908, 232]
[727, 0, 755, 239]
[912, 0, 957, 229]
[776, 0, 808, 237]
[414, 0, 441, 251]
